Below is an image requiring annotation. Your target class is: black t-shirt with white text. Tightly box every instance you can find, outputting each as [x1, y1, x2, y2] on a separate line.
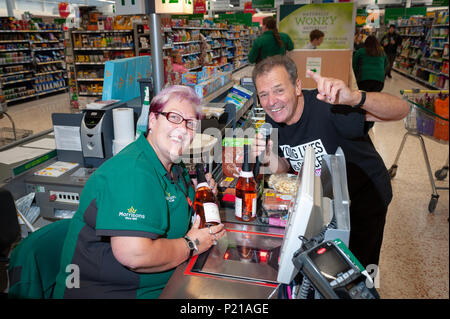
[266, 89, 392, 208]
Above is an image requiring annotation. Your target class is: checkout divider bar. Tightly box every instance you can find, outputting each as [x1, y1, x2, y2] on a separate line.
[225, 228, 284, 238]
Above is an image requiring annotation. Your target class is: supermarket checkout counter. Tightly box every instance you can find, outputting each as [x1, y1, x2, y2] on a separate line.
[1, 118, 352, 299]
[2, 81, 358, 299]
[160, 147, 351, 299]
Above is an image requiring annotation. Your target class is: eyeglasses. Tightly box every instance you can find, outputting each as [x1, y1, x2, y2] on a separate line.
[156, 111, 199, 130]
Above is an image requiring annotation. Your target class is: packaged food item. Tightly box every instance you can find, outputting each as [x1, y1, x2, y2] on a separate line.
[262, 189, 293, 212]
[267, 173, 300, 195]
[218, 176, 238, 192]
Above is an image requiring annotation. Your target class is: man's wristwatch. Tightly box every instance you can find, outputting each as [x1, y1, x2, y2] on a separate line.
[353, 90, 366, 108]
[184, 236, 198, 258]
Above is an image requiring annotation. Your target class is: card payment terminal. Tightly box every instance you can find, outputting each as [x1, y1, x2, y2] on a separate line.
[293, 239, 379, 299]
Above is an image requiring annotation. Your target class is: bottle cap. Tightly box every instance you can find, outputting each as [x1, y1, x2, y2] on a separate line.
[242, 144, 251, 172]
[195, 163, 207, 184]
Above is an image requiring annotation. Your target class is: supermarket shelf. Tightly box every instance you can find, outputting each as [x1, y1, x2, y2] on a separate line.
[5, 86, 67, 103]
[426, 57, 444, 63]
[36, 60, 64, 65]
[393, 67, 444, 89]
[416, 65, 449, 77]
[0, 60, 32, 65]
[0, 29, 62, 33]
[36, 86, 67, 96]
[232, 63, 249, 73]
[73, 47, 134, 51]
[186, 65, 202, 71]
[173, 40, 201, 45]
[0, 70, 33, 77]
[0, 47, 30, 52]
[71, 30, 133, 33]
[79, 92, 102, 96]
[35, 70, 65, 76]
[203, 81, 234, 103]
[32, 47, 64, 52]
[0, 40, 29, 43]
[181, 51, 201, 57]
[171, 26, 227, 31]
[74, 62, 105, 65]
[76, 78, 104, 82]
[399, 34, 423, 37]
[30, 40, 63, 44]
[2, 77, 35, 85]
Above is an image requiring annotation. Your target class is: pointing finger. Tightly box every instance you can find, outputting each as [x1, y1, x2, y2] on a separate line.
[307, 69, 321, 82]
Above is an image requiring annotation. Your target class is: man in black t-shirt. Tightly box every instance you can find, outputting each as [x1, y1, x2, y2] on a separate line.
[252, 55, 409, 269]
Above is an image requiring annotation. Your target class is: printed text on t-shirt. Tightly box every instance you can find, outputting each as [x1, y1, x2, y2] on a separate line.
[280, 139, 327, 174]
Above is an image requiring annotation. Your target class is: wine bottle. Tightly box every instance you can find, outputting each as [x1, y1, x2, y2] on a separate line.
[193, 164, 221, 228]
[235, 144, 257, 222]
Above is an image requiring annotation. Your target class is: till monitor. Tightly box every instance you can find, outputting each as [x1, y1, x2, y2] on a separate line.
[277, 146, 326, 284]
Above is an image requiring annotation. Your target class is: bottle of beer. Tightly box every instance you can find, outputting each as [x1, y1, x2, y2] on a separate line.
[235, 144, 257, 222]
[193, 164, 221, 228]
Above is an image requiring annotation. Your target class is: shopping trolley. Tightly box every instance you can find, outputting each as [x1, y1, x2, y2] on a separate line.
[388, 89, 449, 213]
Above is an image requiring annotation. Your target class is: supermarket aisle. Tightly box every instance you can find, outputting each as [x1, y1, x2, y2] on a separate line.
[0, 68, 448, 299]
[0, 92, 72, 138]
[374, 72, 449, 299]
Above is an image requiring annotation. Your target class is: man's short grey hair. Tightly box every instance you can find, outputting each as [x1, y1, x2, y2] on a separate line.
[252, 55, 298, 87]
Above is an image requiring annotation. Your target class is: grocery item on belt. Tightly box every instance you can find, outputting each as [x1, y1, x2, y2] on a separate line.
[267, 173, 299, 195]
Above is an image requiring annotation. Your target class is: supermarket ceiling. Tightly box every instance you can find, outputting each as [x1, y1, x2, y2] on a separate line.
[3, 0, 440, 16]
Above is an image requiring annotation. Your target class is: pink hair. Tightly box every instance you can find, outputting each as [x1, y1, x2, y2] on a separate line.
[149, 85, 202, 119]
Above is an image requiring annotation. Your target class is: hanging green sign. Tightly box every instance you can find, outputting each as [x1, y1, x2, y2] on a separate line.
[217, 13, 252, 26]
[384, 7, 427, 24]
[171, 13, 204, 20]
[432, 0, 449, 6]
[252, 0, 274, 9]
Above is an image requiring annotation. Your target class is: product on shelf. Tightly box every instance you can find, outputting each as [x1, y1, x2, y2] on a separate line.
[394, 10, 449, 89]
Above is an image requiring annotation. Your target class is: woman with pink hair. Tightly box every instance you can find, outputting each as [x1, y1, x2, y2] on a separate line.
[54, 85, 225, 299]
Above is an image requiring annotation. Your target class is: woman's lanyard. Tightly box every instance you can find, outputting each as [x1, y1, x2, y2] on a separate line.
[168, 165, 196, 214]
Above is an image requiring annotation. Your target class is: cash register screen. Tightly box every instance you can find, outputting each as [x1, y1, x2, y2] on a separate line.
[309, 246, 350, 282]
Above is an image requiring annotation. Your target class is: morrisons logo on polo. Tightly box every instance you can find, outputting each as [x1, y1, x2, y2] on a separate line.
[118, 206, 146, 221]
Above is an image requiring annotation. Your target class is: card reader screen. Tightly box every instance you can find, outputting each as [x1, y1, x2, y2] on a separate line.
[309, 245, 350, 282]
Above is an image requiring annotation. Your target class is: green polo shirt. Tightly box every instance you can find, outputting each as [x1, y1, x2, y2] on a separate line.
[352, 48, 387, 83]
[248, 30, 294, 64]
[53, 134, 194, 299]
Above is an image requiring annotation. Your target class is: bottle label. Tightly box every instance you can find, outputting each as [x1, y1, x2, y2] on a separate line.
[196, 182, 210, 190]
[235, 197, 242, 218]
[252, 197, 257, 217]
[204, 202, 220, 224]
[240, 171, 254, 178]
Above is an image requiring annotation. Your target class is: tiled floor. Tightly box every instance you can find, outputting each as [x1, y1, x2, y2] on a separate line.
[0, 69, 448, 299]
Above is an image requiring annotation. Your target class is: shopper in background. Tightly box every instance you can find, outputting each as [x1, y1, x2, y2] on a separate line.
[248, 16, 294, 64]
[380, 24, 402, 78]
[353, 28, 365, 52]
[54, 85, 225, 299]
[353, 35, 387, 92]
[304, 29, 325, 49]
[251, 55, 409, 269]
